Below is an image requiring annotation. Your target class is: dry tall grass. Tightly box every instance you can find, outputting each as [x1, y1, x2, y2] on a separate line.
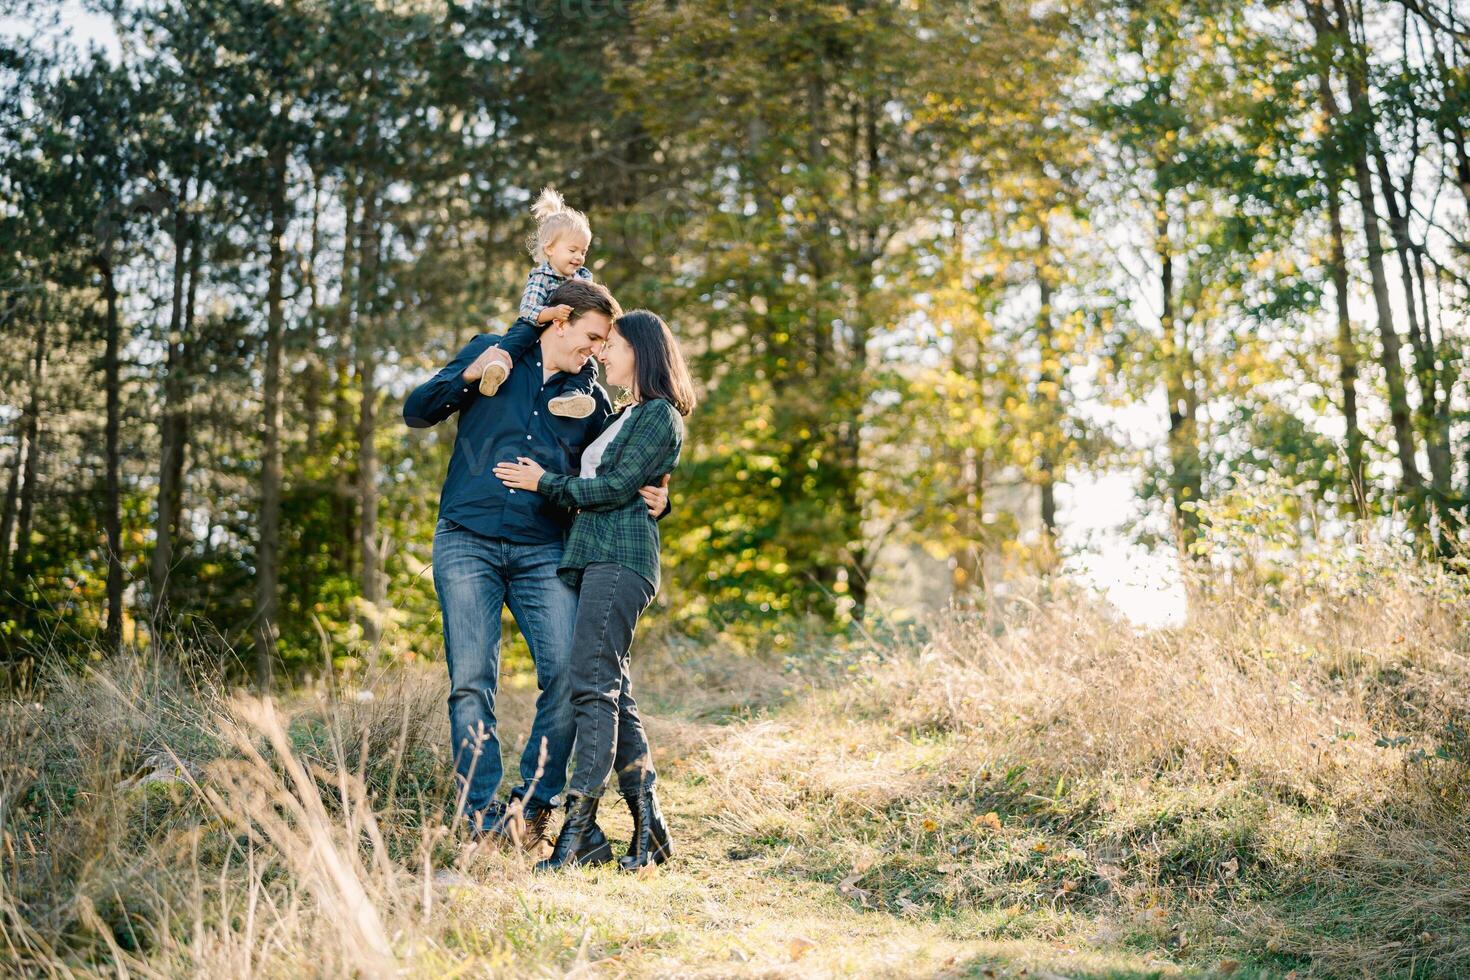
[2, 540, 1467, 977]
[684, 543, 1470, 976]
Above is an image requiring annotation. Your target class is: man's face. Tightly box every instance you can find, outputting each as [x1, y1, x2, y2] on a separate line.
[550, 310, 611, 373]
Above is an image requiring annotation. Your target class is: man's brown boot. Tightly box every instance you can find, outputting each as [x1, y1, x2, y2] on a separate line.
[521, 802, 554, 858]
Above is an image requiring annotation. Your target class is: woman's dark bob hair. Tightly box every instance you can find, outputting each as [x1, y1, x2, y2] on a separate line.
[613, 310, 697, 417]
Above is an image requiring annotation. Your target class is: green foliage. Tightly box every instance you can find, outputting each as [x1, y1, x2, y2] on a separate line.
[2, 0, 1468, 676]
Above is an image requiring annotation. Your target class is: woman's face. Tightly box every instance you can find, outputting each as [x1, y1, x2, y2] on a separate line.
[598, 327, 636, 391]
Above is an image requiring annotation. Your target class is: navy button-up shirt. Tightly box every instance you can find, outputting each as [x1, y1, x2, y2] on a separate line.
[404, 333, 612, 545]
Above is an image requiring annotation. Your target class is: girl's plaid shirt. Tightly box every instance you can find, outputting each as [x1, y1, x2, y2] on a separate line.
[519, 261, 595, 319]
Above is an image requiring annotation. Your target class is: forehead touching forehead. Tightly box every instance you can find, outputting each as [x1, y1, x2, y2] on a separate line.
[568, 311, 611, 343]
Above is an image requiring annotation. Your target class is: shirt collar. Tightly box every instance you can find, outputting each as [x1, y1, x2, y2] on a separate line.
[519, 337, 549, 369]
[519, 339, 588, 388]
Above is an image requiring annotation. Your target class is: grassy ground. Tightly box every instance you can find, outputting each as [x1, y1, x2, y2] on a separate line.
[3, 543, 1469, 977]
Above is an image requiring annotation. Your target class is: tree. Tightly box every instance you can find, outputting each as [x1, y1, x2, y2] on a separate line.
[619, 0, 964, 623]
[1304, 0, 1424, 505]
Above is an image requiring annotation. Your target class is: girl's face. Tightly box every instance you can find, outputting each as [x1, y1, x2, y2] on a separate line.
[544, 230, 590, 277]
[598, 327, 637, 393]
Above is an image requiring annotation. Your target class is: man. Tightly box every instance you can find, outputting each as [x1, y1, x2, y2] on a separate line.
[404, 280, 667, 852]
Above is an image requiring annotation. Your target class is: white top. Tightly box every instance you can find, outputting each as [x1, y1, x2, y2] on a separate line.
[580, 407, 633, 478]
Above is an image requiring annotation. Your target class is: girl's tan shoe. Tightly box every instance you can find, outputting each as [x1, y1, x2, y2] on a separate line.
[477, 361, 510, 397]
[548, 392, 595, 418]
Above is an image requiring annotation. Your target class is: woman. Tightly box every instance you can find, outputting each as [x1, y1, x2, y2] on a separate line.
[493, 309, 696, 872]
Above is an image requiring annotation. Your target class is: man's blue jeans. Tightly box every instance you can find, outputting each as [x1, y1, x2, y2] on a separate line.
[432, 518, 578, 829]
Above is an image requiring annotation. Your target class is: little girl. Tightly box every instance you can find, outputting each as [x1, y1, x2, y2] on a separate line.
[476, 188, 599, 418]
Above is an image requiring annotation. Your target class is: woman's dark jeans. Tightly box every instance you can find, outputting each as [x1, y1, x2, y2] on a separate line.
[567, 562, 657, 799]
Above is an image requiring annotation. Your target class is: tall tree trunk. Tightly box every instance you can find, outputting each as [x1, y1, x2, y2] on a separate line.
[1315, 0, 1423, 497]
[1326, 184, 1366, 516]
[0, 293, 26, 592]
[1343, 95, 1424, 500]
[303, 170, 324, 459]
[254, 145, 289, 690]
[13, 289, 48, 584]
[173, 215, 202, 551]
[355, 187, 384, 650]
[837, 279, 872, 622]
[954, 227, 987, 596]
[1157, 194, 1202, 554]
[953, 445, 985, 595]
[99, 257, 124, 655]
[356, 356, 383, 648]
[1036, 218, 1059, 545]
[806, 69, 831, 373]
[0, 446, 18, 596]
[1413, 247, 1455, 532]
[796, 68, 849, 618]
[332, 179, 362, 572]
[151, 196, 191, 626]
[1371, 146, 1451, 496]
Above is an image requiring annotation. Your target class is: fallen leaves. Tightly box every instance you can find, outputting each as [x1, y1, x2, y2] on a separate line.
[787, 936, 816, 961]
[838, 870, 874, 907]
[975, 811, 1003, 831]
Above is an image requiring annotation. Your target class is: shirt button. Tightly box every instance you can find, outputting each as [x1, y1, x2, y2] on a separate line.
[509, 489, 517, 494]
[534, 410, 539, 415]
[526, 434, 532, 440]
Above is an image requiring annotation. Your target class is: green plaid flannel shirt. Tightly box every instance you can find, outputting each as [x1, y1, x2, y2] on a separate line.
[538, 398, 683, 591]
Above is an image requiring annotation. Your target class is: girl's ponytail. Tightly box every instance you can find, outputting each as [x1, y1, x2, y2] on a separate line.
[527, 186, 591, 260]
[530, 186, 566, 223]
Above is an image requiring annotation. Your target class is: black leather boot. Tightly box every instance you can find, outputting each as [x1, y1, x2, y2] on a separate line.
[619, 786, 673, 870]
[535, 793, 613, 872]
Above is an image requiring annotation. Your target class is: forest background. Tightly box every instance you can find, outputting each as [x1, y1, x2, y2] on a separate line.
[2, 0, 1467, 684]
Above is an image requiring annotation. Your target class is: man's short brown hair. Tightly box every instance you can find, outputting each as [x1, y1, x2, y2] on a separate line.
[545, 279, 621, 323]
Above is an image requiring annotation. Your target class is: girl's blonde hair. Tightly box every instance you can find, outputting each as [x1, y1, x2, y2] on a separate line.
[526, 186, 591, 260]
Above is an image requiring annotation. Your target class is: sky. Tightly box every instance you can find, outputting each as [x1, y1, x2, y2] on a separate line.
[1059, 446, 1187, 629]
[5, 3, 1191, 628]
[1, 3, 119, 58]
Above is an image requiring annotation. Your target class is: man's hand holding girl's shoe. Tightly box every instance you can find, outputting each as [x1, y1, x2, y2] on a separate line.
[464, 346, 515, 396]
